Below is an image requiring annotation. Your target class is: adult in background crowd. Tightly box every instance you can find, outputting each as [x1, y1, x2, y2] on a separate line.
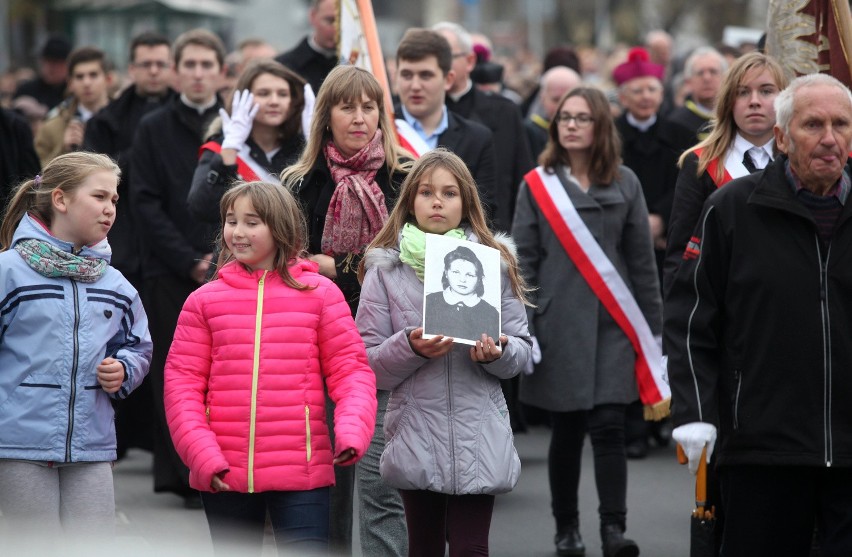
[513, 87, 661, 557]
[664, 52, 786, 295]
[665, 46, 728, 153]
[393, 28, 497, 220]
[665, 73, 852, 557]
[434, 21, 534, 232]
[280, 65, 413, 556]
[0, 108, 40, 212]
[130, 28, 225, 508]
[276, 0, 337, 96]
[35, 47, 113, 167]
[83, 31, 175, 460]
[612, 46, 681, 460]
[525, 66, 582, 159]
[188, 59, 305, 224]
[13, 35, 72, 113]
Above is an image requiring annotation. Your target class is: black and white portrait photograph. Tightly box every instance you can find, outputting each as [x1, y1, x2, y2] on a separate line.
[422, 234, 501, 345]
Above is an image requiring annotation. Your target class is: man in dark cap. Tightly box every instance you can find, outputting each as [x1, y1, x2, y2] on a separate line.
[14, 36, 72, 113]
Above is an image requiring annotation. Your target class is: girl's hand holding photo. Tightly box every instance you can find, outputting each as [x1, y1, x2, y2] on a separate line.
[97, 357, 126, 393]
[470, 334, 508, 363]
[408, 327, 453, 359]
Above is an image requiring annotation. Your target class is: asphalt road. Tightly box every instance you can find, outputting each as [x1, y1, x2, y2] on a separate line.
[0, 425, 694, 556]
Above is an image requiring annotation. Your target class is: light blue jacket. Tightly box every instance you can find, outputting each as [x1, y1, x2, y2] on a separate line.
[0, 214, 152, 462]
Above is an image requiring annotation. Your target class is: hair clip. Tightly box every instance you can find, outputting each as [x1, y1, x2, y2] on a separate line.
[33, 174, 42, 186]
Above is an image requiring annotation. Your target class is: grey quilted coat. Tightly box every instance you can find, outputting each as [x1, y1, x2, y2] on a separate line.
[356, 233, 532, 495]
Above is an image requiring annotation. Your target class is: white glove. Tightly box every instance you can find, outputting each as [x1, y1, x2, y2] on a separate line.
[301, 83, 316, 139]
[672, 422, 717, 475]
[523, 336, 542, 375]
[220, 89, 258, 151]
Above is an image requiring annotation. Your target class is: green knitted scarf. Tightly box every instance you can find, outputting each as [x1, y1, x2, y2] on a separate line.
[398, 222, 465, 281]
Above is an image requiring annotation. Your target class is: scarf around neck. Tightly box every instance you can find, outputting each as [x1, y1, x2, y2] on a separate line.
[14, 238, 107, 282]
[399, 222, 466, 281]
[321, 128, 388, 256]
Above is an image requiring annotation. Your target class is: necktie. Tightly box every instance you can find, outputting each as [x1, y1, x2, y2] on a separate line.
[742, 149, 758, 173]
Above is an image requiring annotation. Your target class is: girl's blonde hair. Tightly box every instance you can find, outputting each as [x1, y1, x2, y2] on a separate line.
[679, 52, 788, 182]
[280, 65, 412, 188]
[1, 152, 120, 251]
[359, 148, 531, 305]
[217, 181, 313, 290]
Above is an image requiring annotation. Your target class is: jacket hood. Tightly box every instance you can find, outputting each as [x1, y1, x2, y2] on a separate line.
[217, 258, 319, 287]
[362, 227, 517, 272]
[11, 213, 112, 261]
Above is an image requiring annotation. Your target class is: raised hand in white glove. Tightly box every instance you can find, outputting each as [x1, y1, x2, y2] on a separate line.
[672, 422, 717, 475]
[220, 89, 259, 151]
[301, 84, 316, 139]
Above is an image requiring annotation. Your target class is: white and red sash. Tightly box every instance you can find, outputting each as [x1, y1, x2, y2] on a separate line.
[199, 141, 279, 184]
[394, 119, 430, 159]
[524, 167, 670, 419]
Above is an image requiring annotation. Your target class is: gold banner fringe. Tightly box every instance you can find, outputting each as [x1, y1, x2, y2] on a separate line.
[643, 397, 671, 422]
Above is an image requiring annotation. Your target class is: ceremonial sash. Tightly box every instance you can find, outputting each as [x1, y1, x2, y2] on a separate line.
[394, 119, 430, 159]
[199, 141, 278, 184]
[693, 148, 732, 188]
[524, 167, 670, 420]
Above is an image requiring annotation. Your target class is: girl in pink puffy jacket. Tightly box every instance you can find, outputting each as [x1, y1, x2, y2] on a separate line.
[164, 181, 377, 556]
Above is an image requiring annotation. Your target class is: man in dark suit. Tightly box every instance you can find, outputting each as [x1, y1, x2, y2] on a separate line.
[433, 22, 534, 232]
[395, 28, 497, 219]
[665, 46, 727, 153]
[0, 108, 40, 213]
[275, 0, 337, 95]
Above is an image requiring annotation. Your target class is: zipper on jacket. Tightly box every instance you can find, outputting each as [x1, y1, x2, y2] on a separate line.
[816, 239, 833, 467]
[248, 271, 267, 492]
[206, 406, 210, 422]
[445, 356, 456, 492]
[65, 280, 81, 462]
[305, 405, 312, 462]
[732, 370, 742, 430]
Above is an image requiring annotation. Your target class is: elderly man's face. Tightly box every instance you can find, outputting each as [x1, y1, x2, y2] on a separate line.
[776, 84, 852, 193]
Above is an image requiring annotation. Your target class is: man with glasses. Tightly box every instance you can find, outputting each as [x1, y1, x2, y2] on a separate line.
[83, 31, 175, 464]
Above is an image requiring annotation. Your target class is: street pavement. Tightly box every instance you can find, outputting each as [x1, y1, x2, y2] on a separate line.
[1, 425, 693, 556]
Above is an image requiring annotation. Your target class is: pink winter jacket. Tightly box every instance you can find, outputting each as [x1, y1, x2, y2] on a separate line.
[164, 260, 377, 493]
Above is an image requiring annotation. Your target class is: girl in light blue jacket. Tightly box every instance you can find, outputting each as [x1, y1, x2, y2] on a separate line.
[0, 152, 152, 549]
[356, 149, 532, 557]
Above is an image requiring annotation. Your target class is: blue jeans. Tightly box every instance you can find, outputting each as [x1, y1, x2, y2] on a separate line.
[201, 488, 330, 556]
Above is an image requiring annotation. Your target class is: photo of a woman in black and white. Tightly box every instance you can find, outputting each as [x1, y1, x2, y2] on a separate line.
[424, 245, 500, 342]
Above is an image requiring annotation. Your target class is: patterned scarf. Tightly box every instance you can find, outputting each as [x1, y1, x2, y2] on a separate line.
[14, 239, 107, 282]
[399, 222, 466, 281]
[321, 129, 388, 256]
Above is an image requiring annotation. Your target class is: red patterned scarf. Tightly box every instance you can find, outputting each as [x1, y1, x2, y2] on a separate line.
[321, 129, 388, 255]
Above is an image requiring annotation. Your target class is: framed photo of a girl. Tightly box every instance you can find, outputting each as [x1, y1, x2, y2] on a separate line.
[422, 234, 501, 345]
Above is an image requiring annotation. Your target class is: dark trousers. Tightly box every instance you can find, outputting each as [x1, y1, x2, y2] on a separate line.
[399, 489, 495, 557]
[719, 465, 852, 557]
[146, 274, 197, 496]
[549, 404, 628, 530]
[201, 488, 330, 556]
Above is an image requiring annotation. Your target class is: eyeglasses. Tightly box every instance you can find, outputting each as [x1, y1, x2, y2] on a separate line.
[451, 52, 469, 59]
[133, 61, 170, 70]
[555, 112, 594, 127]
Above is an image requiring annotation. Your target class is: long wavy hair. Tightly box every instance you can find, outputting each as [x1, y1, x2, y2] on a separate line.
[1, 152, 120, 251]
[538, 86, 622, 185]
[280, 65, 412, 188]
[359, 148, 531, 305]
[216, 181, 313, 290]
[679, 52, 787, 182]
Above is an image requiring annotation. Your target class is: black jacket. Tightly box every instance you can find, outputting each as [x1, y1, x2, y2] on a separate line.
[83, 86, 176, 280]
[187, 132, 304, 224]
[293, 156, 408, 313]
[447, 87, 534, 230]
[0, 109, 40, 211]
[275, 37, 337, 95]
[664, 99, 712, 154]
[129, 96, 221, 279]
[664, 155, 852, 468]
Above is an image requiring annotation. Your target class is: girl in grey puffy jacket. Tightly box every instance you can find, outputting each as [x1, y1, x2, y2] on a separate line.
[356, 149, 532, 556]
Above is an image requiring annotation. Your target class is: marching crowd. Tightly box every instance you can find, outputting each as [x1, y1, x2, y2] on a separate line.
[1, 1, 852, 556]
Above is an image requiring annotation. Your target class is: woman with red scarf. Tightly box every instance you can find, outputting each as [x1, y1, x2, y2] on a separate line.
[280, 64, 412, 557]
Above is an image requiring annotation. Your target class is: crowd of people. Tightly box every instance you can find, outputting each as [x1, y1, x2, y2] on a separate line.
[2, 0, 852, 556]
